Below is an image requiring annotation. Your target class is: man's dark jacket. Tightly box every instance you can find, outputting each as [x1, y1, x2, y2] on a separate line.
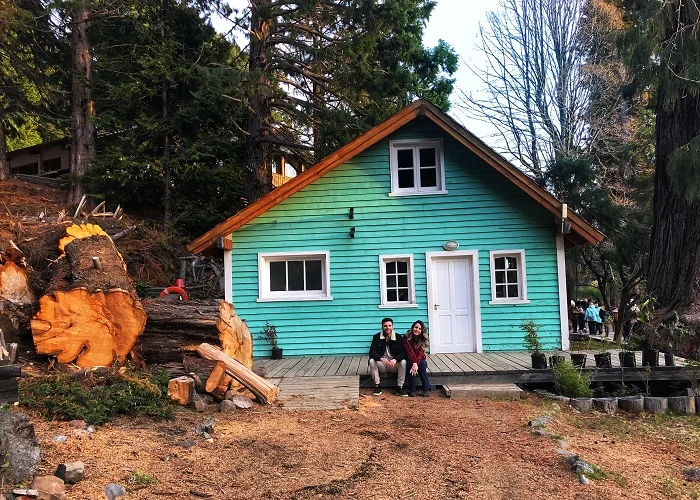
[368, 332, 406, 362]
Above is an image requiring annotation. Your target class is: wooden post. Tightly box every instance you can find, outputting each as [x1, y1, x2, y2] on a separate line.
[644, 396, 668, 414]
[618, 396, 644, 414]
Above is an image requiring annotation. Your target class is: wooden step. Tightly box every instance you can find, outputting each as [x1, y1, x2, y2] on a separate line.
[442, 383, 523, 400]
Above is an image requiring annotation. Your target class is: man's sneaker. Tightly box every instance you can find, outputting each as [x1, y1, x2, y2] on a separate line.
[397, 389, 408, 397]
[409, 390, 417, 397]
[422, 389, 430, 397]
[372, 385, 382, 395]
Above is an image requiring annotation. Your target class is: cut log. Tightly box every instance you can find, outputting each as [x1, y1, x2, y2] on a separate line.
[31, 226, 146, 368]
[618, 396, 644, 414]
[644, 396, 668, 414]
[0, 241, 37, 341]
[569, 398, 593, 412]
[167, 376, 195, 406]
[138, 300, 253, 375]
[205, 361, 228, 393]
[668, 396, 695, 415]
[195, 343, 279, 404]
[593, 397, 618, 414]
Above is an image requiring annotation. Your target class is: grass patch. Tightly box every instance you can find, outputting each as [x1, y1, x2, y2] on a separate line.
[588, 464, 628, 486]
[19, 367, 173, 425]
[126, 470, 155, 490]
[660, 478, 680, 497]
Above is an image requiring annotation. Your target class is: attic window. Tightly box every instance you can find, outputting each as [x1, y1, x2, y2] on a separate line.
[389, 139, 446, 196]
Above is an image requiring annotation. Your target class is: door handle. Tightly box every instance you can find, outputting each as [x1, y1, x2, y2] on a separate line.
[434, 304, 440, 310]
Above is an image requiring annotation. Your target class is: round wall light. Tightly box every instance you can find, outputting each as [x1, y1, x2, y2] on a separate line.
[443, 240, 459, 251]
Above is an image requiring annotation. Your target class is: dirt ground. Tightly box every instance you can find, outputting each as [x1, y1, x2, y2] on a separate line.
[26, 390, 700, 499]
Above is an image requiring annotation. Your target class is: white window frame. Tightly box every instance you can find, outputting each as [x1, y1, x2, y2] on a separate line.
[378, 254, 418, 308]
[489, 249, 529, 305]
[389, 138, 447, 196]
[258, 251, 332, 302]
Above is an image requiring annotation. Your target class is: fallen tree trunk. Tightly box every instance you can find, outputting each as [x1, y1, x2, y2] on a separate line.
[31, 226, 146, 368]
[0, 241, 37, 341]
[195, 343, 278, 404]
[139, 300, 253, 374]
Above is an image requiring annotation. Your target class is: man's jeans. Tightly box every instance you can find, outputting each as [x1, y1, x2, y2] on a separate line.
[368, 358, 406, 387]
[405, 359, 430, 392]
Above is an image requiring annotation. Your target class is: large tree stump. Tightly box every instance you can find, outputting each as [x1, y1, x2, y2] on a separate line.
[668, 396, 695, 415]
[31, 226, 146, 368]
[0, 242, 37, 341]
[618, 396, 644, 414]
[644, 396, 668, 414]
[593, 397, 618, 414]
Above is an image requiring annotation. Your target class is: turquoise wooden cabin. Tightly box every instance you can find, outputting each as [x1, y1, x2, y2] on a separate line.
[189, 100, 603, 357]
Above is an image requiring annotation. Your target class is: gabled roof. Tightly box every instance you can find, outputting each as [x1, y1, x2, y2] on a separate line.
[188, 99, 604, 254]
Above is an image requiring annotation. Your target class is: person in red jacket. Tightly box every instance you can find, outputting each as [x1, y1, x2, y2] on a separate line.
[403, 320, 431, 397]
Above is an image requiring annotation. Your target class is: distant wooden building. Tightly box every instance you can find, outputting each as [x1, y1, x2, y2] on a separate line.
[7, 138, 70, 177]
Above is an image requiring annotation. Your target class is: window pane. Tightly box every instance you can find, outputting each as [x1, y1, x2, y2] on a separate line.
[508, 285, 519, 297]
[387, 275, 397, 287]
[507, 270, 518, 284]
[387, 289, 398, 302]
[305, 260, 323, 290]
[397, 149, 413, 169]
[398, 274, 408, 287]
[398, 289, 408, 301]
[419, 147, 436, 167]
[398, 169, 414, 188]
[495, 270, 505, 284]
[420, 168, 437, 188]
[287, 260, 304, 291]
[397, 260, 408, 273]
[494, 257, 505, 270]
[386, 261, 396, 274]
[496, 284, 506, 298]
[270, 261, 286, 291]
[506, 257, 518, 270]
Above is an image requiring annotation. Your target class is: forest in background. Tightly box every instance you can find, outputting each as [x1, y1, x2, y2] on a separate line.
[1, 0, 700, 355]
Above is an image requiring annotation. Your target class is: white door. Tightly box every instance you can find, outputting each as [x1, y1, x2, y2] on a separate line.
[428, 255, 476, 353]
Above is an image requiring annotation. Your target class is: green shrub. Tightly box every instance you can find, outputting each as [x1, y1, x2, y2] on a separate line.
[126, 470, 156, 490]
[553, 361, 592, 398]
[19, 368, 173, 425]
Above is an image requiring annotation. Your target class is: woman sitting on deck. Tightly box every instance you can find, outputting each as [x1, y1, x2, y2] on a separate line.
[403, 320, 431, 397]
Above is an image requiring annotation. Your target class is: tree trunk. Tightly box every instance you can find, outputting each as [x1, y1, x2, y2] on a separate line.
[137, 299, 253, 369]
[0, 118, 9, 182]
[68, 3, 96, 204]
[244, 0, 272, 204]
[647, 5, 700, 312]
[31, 227, 146, 367]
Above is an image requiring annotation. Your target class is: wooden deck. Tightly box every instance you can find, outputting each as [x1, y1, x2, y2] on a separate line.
[254, 350, 699, 386]
[273, 376, 359, 411]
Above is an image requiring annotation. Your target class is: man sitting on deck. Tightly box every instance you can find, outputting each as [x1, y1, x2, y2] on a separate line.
[368, 318, 408, 397]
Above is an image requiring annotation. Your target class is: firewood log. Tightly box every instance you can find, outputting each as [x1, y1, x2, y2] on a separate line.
[195, 343, 279, 404]
[167, 376, 195, 406]
[31, 225, 146, 368]
[205, 361, 227, 393]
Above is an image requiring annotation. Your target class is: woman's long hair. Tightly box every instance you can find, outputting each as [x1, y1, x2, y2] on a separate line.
[406, 320, 429, 350]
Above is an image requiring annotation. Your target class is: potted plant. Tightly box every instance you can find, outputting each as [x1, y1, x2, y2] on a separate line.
[548, 351, 566, 368]
[522, 320, 547, 369]
[261, 321, 282, 359]
[618, 342, 636, 368]
[593, 342, 612, 368]
[570, 352, 587, 368]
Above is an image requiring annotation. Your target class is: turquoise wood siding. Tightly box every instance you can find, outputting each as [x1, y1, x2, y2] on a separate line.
[230, 120, 563, 357]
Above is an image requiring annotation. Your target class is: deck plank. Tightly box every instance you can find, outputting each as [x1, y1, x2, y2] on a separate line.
[265, 357, 301, 378]
[454, 353, 489, 374]
[296, 356, 326, 377]
[324, 356, 345, 376]
[283, 357, 315, 378]
[336, 356, 354, 376]
[436, 354, 467, 375]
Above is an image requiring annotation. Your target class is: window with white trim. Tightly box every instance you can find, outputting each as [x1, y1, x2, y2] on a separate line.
[389, 139, 445, 195]
[258, 251, 331, 301]
[489, 250, 529, 304]
[379, 255, 416, 307]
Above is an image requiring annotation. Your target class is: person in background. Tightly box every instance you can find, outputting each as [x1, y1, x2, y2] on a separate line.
[368, 318, 408, 396]
[594, 301, 604, 335]
[403, 320, 431, 397]
[569, 300, 579, 333]
[585, 300, 600, 337]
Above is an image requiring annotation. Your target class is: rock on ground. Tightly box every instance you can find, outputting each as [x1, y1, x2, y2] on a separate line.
[30, 475, 67, 500]
[0, 410, 41, 483]
[55, 461, 85, 484]
[231, 396, 254, 409]
[685, 468, 700, 482]
[104, 483, 126, 500]
[219, 400, 236, 412]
